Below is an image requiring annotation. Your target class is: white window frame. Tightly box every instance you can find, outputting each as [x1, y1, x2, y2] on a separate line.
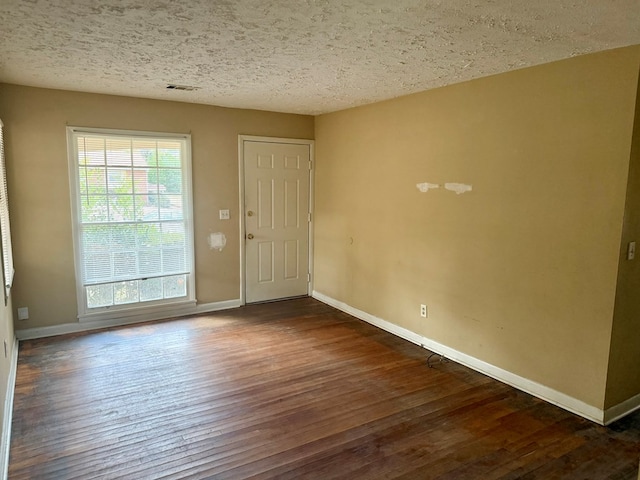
[67, 127, 196, 322]
[0, 119, 14, 304]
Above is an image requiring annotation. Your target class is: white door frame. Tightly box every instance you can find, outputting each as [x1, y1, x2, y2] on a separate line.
[238, 135, 315, 305]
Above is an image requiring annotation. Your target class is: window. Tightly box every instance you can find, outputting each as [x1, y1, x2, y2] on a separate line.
[67, 128, 195, 320]
[0, 119, 14, 304]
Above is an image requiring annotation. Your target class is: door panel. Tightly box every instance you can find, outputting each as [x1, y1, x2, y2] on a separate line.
[244, 141, 310, 303]
[257, 241, 274, 283]
[284, 179, 299, 228]
[258, 179, 274, 229]
[284, 240, 299, 280]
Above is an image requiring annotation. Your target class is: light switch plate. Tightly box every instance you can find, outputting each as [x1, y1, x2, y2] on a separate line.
[628, 241, 636, 260]
[219, 209, 230, 220]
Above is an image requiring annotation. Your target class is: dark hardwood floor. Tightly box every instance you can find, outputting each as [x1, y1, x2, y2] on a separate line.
[9, 298, 640, 479]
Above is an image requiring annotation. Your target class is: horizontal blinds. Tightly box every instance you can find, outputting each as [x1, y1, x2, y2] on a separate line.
[75, 133, 189, 287]
[0, 119, 14, 295]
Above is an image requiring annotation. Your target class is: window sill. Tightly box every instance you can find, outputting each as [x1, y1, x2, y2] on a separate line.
[78, 298, 197, 324]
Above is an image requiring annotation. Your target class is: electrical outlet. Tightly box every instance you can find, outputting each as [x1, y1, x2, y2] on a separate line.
[219, 209, 230, 220]
[420, 304, 427, 318]
[17, 307, 29, 321]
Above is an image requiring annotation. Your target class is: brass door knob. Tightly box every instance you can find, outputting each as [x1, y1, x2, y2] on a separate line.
[247, 233, 254, 240]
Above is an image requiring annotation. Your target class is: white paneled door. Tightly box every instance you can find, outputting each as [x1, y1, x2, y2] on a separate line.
[243, 140, 311, 303]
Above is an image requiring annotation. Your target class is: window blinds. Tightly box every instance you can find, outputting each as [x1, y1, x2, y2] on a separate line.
[71, 131, 193, 310]
[0, 119, 14, 301]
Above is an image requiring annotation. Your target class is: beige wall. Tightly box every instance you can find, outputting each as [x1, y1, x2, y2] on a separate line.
[0, 84, 314, 329]
[606, 68, 640, 409]
[314, 46, 640, 409]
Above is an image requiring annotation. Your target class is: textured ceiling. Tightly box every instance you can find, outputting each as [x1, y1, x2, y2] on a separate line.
[1, 0, 639, 115]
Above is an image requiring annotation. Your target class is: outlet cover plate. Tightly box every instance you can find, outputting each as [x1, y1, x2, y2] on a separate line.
[17, 307, 29, 320]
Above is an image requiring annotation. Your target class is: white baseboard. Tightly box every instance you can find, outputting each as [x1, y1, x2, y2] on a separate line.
[1, 336, 18, 480]
[193, 299, 242, 314]
[312, 291, 425, 346]
[604, 391, 640, 426]
[312, 290, 607, 425]
[16, 299, 241, 341]
[419, 335, 604, 424]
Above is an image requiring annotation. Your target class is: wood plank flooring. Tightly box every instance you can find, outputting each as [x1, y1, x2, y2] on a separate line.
[9, 297, 640, 479]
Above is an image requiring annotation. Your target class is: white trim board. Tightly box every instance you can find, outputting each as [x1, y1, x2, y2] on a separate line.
[16, 299, 241, 341]
[1, 336, 17, 480]
[604, 391, 640, 426]
[311, 290, 618, 426]
[66, 127, 197, 322]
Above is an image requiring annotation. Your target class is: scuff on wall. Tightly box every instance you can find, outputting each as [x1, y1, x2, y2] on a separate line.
[416, 182, 440, 192]
[208, 232, 227, 251]
[417, 182, 473, 194]
[444, 183, 473, 195]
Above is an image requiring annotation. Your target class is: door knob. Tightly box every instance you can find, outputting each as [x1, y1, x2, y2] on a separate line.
[247, 211, 254, 217]
[247, 233, 254, 240]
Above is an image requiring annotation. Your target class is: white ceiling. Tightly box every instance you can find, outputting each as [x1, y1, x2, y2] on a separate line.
[1, 1, 639, 115]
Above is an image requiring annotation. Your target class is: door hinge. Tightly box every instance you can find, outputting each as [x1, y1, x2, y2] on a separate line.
[309, 160, 313, 170]
[307, 273, 311, 283]
[308, 212, 312, 222]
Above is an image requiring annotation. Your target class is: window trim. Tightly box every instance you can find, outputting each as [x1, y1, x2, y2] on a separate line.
[67, 126, 196, 322]
[0, 119, 14, 304]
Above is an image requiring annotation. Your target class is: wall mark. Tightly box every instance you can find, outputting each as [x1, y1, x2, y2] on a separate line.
[416, 182, 440, 193]
[444, 183, 473, 195]
[208, 232, 227, 251]
[417, 182, 473, 194]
